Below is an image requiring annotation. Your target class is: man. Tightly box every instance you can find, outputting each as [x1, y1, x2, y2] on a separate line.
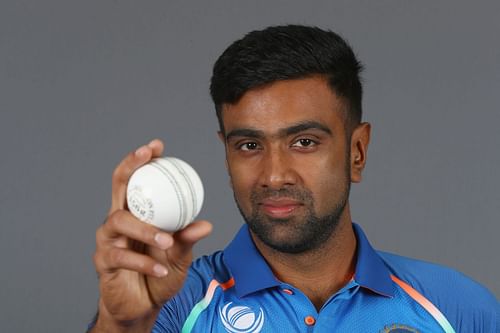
[91, 25, 498, 332]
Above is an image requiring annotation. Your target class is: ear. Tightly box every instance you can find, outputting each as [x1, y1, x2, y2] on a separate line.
[350, 122, 371, 183]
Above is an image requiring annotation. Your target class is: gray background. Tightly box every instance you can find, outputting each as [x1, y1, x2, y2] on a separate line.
[0, 1, 498, 331]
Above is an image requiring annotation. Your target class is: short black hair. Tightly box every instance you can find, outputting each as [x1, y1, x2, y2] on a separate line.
[210, 24, 364, 133]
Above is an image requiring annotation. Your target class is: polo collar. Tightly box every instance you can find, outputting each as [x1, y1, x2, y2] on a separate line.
[223, 225, 280, 298]
[223, 223, 394, 299]
[352, 223, 395, 297]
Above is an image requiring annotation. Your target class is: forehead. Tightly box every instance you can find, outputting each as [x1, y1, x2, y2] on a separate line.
[221, 77, 346, 134]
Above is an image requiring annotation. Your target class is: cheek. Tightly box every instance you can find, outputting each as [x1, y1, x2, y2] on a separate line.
[228, 164, 255, 204]
[306, 157, 348, 204]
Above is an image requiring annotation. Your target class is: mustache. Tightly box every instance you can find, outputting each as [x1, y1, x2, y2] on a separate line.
[250, 187, 312, 203]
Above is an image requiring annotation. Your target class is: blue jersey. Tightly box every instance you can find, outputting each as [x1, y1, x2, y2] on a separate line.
[153, 223, 498, 332]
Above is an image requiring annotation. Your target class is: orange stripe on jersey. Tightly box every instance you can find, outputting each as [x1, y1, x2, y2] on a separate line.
[391, 275, 456, 333]
[219, 277, 235, 290]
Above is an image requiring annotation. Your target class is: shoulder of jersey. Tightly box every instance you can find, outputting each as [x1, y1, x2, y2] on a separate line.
[378, 251, 499, 331]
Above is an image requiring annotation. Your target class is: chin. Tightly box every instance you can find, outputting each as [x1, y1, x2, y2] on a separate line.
[248, 218, 322, 254]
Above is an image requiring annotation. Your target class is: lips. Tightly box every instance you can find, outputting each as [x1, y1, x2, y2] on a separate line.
[259, 198, 303, 218]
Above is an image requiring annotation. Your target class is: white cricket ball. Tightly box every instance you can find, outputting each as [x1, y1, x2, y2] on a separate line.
[126, 157, 204, 232]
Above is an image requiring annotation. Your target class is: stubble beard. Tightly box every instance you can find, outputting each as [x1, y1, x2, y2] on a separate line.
[235, 180, 350, 254]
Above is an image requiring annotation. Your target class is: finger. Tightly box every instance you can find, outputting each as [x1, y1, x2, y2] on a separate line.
[99, 210, 174, 251]
[109, 139, 164, 212]
[96, 247, 169, 278]
[147, 138, 164, 157]
[110, 146, 151, 212]
[168, 220, 213, 262]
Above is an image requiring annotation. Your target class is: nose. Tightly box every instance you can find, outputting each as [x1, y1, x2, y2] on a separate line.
[258, 148, 298, 189]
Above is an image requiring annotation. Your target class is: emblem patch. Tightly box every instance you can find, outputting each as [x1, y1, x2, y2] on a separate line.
[219, 302, 264, 333]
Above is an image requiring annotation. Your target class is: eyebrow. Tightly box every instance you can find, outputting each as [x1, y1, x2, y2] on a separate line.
[283, 121, 332, 137]
[225, 120, 332, 141]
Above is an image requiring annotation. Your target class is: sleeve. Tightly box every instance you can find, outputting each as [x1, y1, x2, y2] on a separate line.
[403, 265, 498, 333]
[152, 274, 206, 333]
[152, 254, 218, 332]
[433, 275, 498, 333]
[380, 251, 499, 333]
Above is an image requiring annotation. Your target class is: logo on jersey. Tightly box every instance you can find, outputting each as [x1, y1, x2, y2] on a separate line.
[219, 302, 264, 333]
[380, 324, 419, 332]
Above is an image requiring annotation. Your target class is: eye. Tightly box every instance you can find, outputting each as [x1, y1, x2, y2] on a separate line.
[239, 142, 259, 151]
[291, 138, 317, 148]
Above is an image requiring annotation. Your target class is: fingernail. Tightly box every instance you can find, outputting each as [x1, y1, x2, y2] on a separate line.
[155, 233, 172, 249]
[153, 264, 168, 277]
[135, 146, 148, 157]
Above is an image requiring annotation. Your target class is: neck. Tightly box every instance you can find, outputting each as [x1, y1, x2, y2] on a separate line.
[251, 209, 357, 312]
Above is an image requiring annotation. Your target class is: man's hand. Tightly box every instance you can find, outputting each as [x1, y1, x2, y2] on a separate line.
[92, 139, 212, 332]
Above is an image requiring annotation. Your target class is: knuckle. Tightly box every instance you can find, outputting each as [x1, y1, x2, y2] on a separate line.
[109, 209, 124, 220]
[108, 248, 125, 266]
[112, 155, 133, 182]
[108, 211, 125, 229]
[111, 165, 123, 182]
[140, 226, 155, 244]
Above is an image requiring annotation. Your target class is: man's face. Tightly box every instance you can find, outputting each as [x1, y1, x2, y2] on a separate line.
[221, 77, 353, 254]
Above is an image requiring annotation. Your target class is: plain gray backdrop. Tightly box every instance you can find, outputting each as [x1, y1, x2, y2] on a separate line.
[0, 1, 498, 331]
